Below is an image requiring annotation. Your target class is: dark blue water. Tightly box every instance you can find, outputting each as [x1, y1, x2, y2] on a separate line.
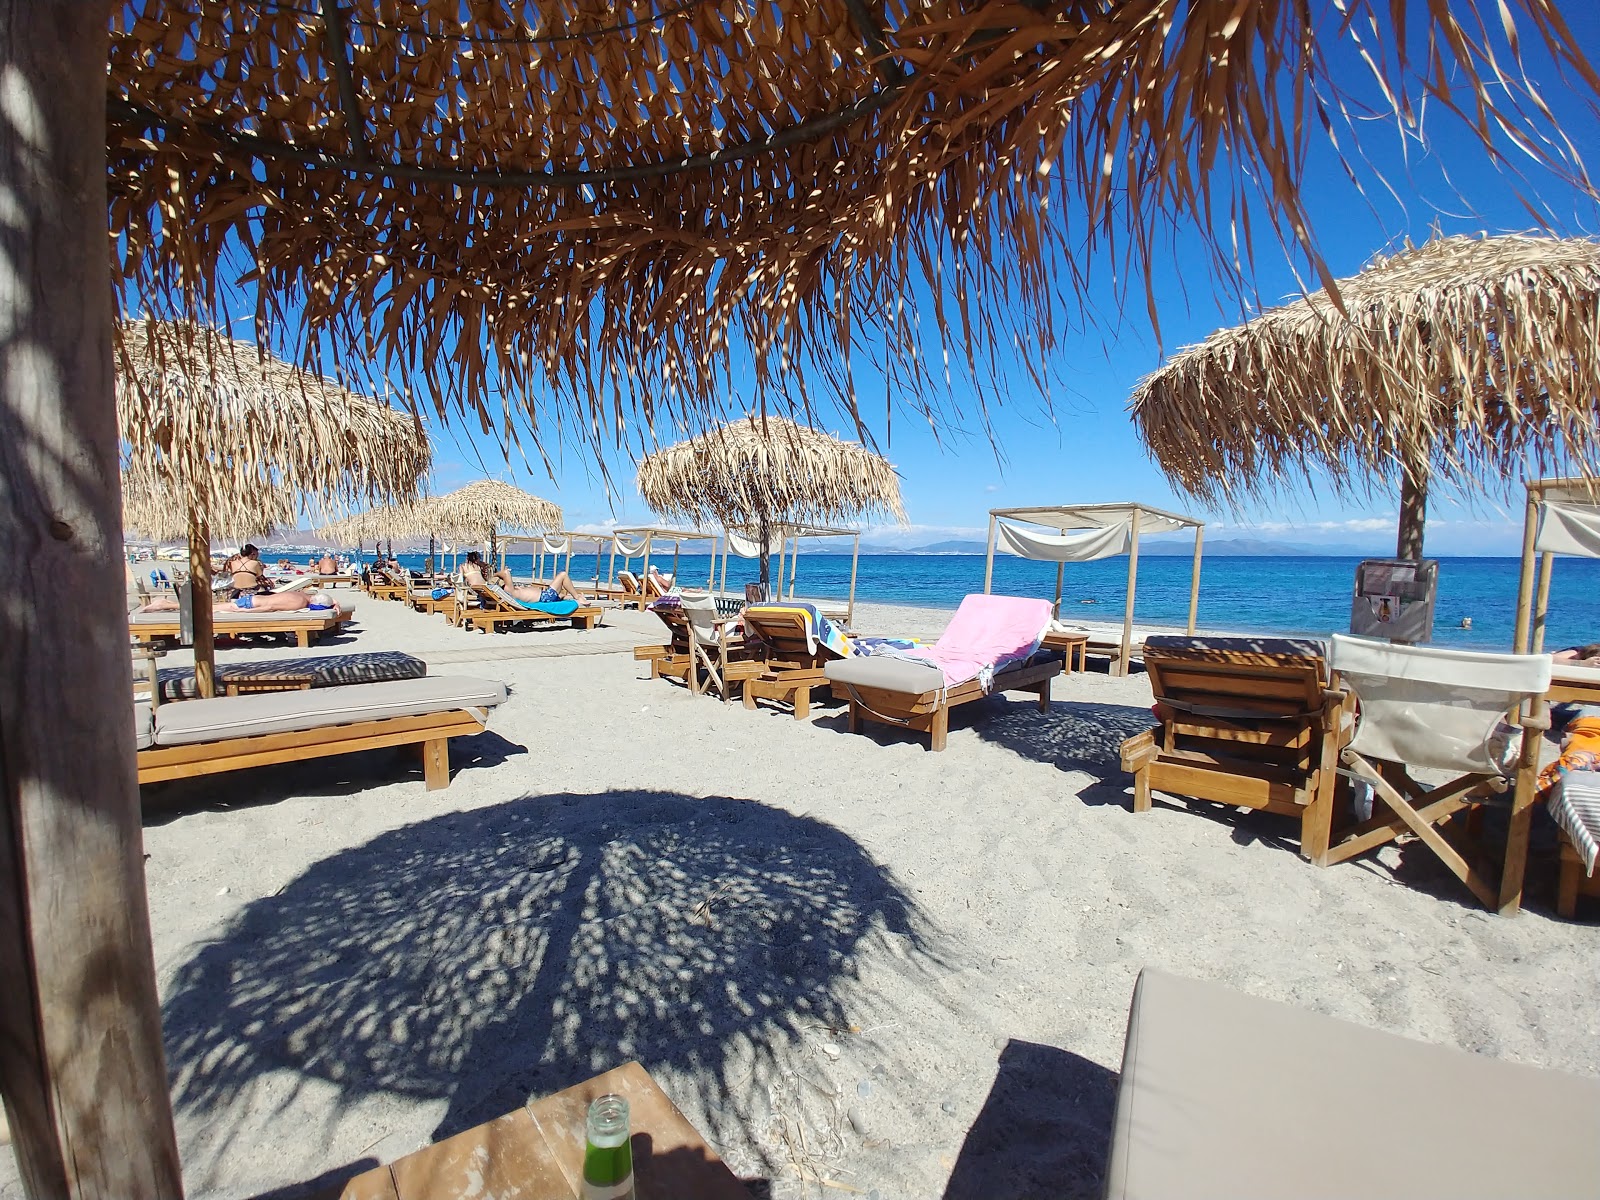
[394, 551, 1600, 651]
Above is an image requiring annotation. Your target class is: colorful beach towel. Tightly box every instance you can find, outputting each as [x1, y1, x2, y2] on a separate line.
[744, 602, 853, 659]
[484, 582, 578, 616]
[879, 594, 1052, 688]
[1550, 768, 1600, 875]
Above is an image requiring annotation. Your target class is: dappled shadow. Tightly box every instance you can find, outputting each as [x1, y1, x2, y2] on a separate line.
[139, 729, 525, 823]
[162, 790, 937, 1181]
[975, 700, 1153, 776]
[943, 1039, 1118, 1200]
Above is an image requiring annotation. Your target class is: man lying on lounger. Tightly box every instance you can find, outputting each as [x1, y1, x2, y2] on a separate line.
[1555, 644, 1600, 667]
[462, 551, 580, 603]
[138, 589, 337, 614]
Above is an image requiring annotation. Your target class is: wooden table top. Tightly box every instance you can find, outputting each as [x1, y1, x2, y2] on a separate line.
[340, 1061, 750, 1200]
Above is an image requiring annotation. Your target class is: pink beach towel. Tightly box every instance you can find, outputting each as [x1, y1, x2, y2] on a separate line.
[894, 594, 1053, 688]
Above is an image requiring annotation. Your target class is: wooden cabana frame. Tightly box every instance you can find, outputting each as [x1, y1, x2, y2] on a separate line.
[610, 526, 719, 593]
[722, 523, 862, 626]
[1513, 478, 1600, 654]
[983, 503, 1205, 677]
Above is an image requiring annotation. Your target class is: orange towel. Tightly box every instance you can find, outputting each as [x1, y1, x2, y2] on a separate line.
[1540, 716, 1600, 791]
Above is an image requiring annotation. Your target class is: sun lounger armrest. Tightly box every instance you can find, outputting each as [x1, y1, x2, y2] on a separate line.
[1120, 728, 1158, 773]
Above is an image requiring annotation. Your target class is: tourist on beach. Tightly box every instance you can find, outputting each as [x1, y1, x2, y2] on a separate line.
[225, 544, 268, 598]
[317, 552, 338, 575]
[137, 588, 335, 615]
[463, 551, 580, 603]
[1555, 644, 1600, 667]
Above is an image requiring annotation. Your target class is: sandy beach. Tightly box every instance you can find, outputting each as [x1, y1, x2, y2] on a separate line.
[6, 593, 1599, 1200]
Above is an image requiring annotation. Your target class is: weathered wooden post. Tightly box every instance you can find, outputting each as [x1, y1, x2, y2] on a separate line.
[0, 5, 185, 1196]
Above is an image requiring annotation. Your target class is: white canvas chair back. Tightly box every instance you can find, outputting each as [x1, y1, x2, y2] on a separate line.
[678, 592, 721, 645]
[1329, 635, 1551, 776]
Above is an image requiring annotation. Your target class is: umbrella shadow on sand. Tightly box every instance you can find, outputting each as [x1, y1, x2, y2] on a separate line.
[162, 790, 939, 1193]
[974, 698, 1154, 787]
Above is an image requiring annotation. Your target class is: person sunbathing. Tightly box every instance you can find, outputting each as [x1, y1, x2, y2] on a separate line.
[1555, 644, 1600, 667]
[139, 590, 334, 615]
[463, 552, 579, 603]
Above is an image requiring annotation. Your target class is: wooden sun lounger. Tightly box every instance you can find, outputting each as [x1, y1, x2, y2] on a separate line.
[129, 608, 353, 649]
[826, 654, 1062, 751]
[451, 584, 602, 633]
[1118, 636, 1349, 861]
[740, 606, 846, 719]
[135, 676, 505, 791]
[366, 581, 409, 601]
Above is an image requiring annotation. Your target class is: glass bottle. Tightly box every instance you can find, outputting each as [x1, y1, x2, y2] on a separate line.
[580, 1094, 635, 1200]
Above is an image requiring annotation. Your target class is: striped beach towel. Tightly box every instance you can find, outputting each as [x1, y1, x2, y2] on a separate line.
[745, 601, 853, 660]
[1551, 769, 1600, 876]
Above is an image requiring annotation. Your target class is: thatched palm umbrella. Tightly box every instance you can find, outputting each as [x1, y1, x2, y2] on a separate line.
[1130, 234, 1600, 560]
[121, 460, 299, 547]
[424, 481, 562, 563]
[637, 416, 906, 593]
[318, 500, 438, 564]
[118, 318, 430, 695]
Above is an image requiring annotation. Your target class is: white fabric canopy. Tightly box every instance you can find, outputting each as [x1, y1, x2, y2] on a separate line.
[993, 504, 1195, 536]
[541, 535, 570, 554]
[1536, 500, 1600, 558]
[723, 529, 785, 558]
[612, 532, 650, 556]
[996, 519, 1132, 562]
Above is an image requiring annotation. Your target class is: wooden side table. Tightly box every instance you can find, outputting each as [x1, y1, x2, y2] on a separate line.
[1041, 629, 1089, 673]
[340, 1061, 750, 1200]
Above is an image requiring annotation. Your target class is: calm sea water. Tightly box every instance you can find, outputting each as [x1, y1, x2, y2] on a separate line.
[393, 550, 1600, 651]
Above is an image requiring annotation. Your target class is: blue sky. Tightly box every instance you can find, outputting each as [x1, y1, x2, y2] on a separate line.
[396, 8, 1600, 556]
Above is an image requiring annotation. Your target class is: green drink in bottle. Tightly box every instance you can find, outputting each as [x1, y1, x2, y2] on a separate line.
[581, 1094, 635, 1200]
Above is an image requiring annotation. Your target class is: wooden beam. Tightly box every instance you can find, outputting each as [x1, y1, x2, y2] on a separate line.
[0, 5, 184, 1196]
[1187, 524, 1204, 634]
[983, 513, 997, 593]
[1119, 508, 1143, 678]
[318, 0, 370, 161]
[189, 516, 215, 698]
[1397, 470, 1427, 559]
[1512, 484, 1539, 653]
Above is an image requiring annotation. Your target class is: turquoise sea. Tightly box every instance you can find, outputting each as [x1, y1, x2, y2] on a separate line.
[393, 551, 1600, 652]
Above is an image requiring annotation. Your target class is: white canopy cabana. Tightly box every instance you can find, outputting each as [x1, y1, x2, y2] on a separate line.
[720, 522, 861, 624]
[983, 503, 1205, 676]
[610, 526, 719, 591]
[1513, 478, 1600, 653]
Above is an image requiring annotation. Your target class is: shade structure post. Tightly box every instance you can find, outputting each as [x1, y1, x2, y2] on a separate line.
[672, 540, 680, 587]
[848, 533, 860, 626]
[707, 538, 716, 589]
[0, 6, 185, 1194]
[1532, 550, 1555, 653]
[757, 513, 771, 596]
[720, 535, 729, 597]
[1513, 485, 1540, 653]
[608, 538, 617, 586]
[983, 513, 998, 593]
[641, 534, 652, 588]
[1052, 561, 1064, 618]
[788, 536, 799, 599]
[188, 516, 216, 698]
[1397, 470, 1427, 559]
[1187, 524, 1205, 634]
[1119, 508, 1143, 677]
[426, 534, 435, 576]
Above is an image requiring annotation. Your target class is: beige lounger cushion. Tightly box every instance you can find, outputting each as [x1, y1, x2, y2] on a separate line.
[151, 676, 507, 747]
[1106, 969, 1600, 1200]
[824, 656, 945, 695]
[135, 701, 154, 750]
[130, 605, 354, 625]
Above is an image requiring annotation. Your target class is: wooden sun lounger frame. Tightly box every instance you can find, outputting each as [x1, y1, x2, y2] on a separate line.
[130, 609, 351, 649]
[366, 581, 409, 601]
[137, 706, 490, 791]
[641, 605, 759, 699]
[1119, 642, 1350, 861]
[839, 657, 1062, 751]
[451, 584, 602, 633]
[407, 586, 456, 616]
[741, 608, 843, 719]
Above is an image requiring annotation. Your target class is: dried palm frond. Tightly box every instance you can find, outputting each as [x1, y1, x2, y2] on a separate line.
[118, 318, 431, 519]
[637, 416, 906, 530]
[316, 500, 438, 548]
[107, 3, 1600, 455]
[120, 458, 299, 543]
[1130, 233, 1600, 508]
[422, 480, 562, 544]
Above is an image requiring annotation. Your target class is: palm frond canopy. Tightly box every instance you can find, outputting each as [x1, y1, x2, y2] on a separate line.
[1130, 234, 1600, 510]
[117, 318, 432, 524]
[636, 416, 906, 529]
[121, 460, 299, 544]
[423, 480, 562, 543]
[108, 3, 1599, 449]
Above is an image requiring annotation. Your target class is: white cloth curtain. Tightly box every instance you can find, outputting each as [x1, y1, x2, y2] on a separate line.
[996, 519, 1131, 562]
[1536, 500, 1600, 558]
[612, 533, 650, 556]
[723, 529, 784, 558]
[541, 535, 570, 554]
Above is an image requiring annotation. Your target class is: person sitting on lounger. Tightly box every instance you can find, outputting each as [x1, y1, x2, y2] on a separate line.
[1555, 644, 1600, 667]
[226, 544, 268, 598]
[463, 551, 579, 603]
[317, 553, 338, 575]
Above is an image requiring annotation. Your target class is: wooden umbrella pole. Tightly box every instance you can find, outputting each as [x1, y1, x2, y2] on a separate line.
[848, 533, 860, 626]
[0, 7, 185, 1194]
[1532, 550, 1555, 653]
[189, 515, 216, 699]
[1513, 484, 1540, 653]
[1120, 508, 1143, 678]
[983, 513, 998, 593]
[1397, 469, 1427, 560]
[758, 512, 771, 597]
[1187, 524, 1205, 634]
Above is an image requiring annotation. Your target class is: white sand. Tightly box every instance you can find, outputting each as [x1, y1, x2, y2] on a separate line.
[5, 594, 1599, 1200]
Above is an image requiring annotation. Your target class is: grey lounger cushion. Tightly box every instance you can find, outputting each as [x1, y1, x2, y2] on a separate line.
[152, 675, 506, 747]
[135, 701, 154, 750]
[131, 606, 352, 625]
[824, 655, 945, 696]
[1105, 969, 1600, 1200]
[155, 650, 425, 703]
